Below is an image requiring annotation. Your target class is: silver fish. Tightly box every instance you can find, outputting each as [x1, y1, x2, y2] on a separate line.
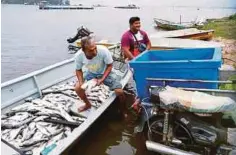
[20, 141, 46, 154]
[20, 131, 48, 147]
[33, 116, 49, 122]
[36, 124, 51, 137]
[32, 99, 55, 109]
[71, 116, 86, 122]
[57, 105, 75, 122]
[82, 79, 97, 92]
[2, 116, 36, 129]
[35, 109, 62, 118]
[21, 122, 36, 141]
[62, 90, 79, 98]
[8, 112, 31, 121]
[1, 129, 11, 140]
[10, 103, 44, 114]
[50, 127, 64, 137]
[87, 96, 99, 101]
[88, 91, 107, 99]
[21, 127, 37, 142]
[8, 125, 25, 141]
[11, 102, 33, 112]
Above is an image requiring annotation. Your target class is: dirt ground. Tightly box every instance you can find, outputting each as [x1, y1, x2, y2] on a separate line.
[213, 37, 236, 68]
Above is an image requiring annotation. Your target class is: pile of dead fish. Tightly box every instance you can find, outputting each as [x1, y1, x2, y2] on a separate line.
[1, 80, 111, 155]
[81, 79, 110, 106]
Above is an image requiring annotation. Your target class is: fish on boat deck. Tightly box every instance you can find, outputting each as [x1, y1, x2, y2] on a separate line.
[1, 79, 112, 154]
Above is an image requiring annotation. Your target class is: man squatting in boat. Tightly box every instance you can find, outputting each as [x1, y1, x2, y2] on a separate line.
[74, 36, 128, 117]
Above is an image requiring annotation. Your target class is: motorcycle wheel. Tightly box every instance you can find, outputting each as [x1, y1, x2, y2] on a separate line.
[146, 117, 194, 152]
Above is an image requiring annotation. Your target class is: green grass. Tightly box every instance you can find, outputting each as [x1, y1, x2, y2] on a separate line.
[219, 75, 236, 90]
[201, 14, 236, 40]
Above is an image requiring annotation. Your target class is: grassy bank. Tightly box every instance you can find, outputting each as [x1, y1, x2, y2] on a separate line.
[201, 13, 236, 40]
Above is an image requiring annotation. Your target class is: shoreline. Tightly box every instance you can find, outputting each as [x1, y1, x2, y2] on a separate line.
[202, 13, 236, 68]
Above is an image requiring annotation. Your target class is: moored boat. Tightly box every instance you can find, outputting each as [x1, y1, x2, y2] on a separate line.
[150, 28, 214, 40]
[39, 5, 94, 10]
[114, 4, 140, 9]
[154, 18, 203, 30]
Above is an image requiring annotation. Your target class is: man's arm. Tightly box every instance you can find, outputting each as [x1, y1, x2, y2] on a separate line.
[146, 40, 151, 50]
[144, 32, 151, 50]
[122, 46, 134, 60]
[96, 47, 114, 85]
[121, 34, 134, 60]
[76, 69, 84, 85]
[101, 64, 112, 82]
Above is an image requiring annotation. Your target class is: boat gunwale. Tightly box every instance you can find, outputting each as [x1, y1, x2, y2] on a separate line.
[1, 44, 121, 88]
[1, 58, 74, 88]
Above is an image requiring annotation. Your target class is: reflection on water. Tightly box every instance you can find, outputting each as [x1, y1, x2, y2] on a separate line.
[69, 97, 152, 155]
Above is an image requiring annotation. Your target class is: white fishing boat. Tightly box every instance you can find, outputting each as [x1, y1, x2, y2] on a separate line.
[149, 38, 223, 49]
[1, 45, 132, 155]
[150, 28, 214, 40]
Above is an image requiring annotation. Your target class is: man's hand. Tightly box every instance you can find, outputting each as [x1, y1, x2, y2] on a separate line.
[125, 58, 129, 63]
[96, 78, 103, 86]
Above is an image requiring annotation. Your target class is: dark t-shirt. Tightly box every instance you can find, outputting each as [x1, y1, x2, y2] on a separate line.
[121, 30, 150, 57]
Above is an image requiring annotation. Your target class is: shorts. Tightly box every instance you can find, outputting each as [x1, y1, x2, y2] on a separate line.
[85, 72, 122, 90]
[124, 71, 138, 97]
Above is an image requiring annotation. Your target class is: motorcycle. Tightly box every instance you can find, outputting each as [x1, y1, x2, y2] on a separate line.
[134, 79, 236, 155]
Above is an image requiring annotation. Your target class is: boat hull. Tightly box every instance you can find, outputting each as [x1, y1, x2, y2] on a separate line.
[151, 28, 214, 41]
[154, 18, 203, 30]
[1, 45, 132, 155]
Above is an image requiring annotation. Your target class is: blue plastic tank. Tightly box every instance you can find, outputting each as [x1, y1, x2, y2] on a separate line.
[129, 48, 222, 99]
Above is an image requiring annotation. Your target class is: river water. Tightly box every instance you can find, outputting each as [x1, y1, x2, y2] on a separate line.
[1, 2, 236, 155]
[2, 3, 236, 82]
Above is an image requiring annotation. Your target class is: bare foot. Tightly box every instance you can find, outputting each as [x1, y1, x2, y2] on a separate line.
[78, 104, 92, 112]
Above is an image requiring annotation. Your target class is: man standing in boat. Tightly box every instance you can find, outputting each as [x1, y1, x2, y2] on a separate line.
[121, 17, 151, 112]
[121, 16, 151, 60]
[74, 36, 126, 116]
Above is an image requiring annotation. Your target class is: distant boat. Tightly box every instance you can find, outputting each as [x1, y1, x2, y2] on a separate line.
[150, 28, 214, 41]
[154, 18, 204, 30]
[92, 4, 106, 7]
[38, 1, 94, 10]
[39, 4, 94, 10]
[114, 4, 140, 9]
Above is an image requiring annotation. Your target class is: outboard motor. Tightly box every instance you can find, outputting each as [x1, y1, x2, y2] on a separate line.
[67, 26, 93, 43]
